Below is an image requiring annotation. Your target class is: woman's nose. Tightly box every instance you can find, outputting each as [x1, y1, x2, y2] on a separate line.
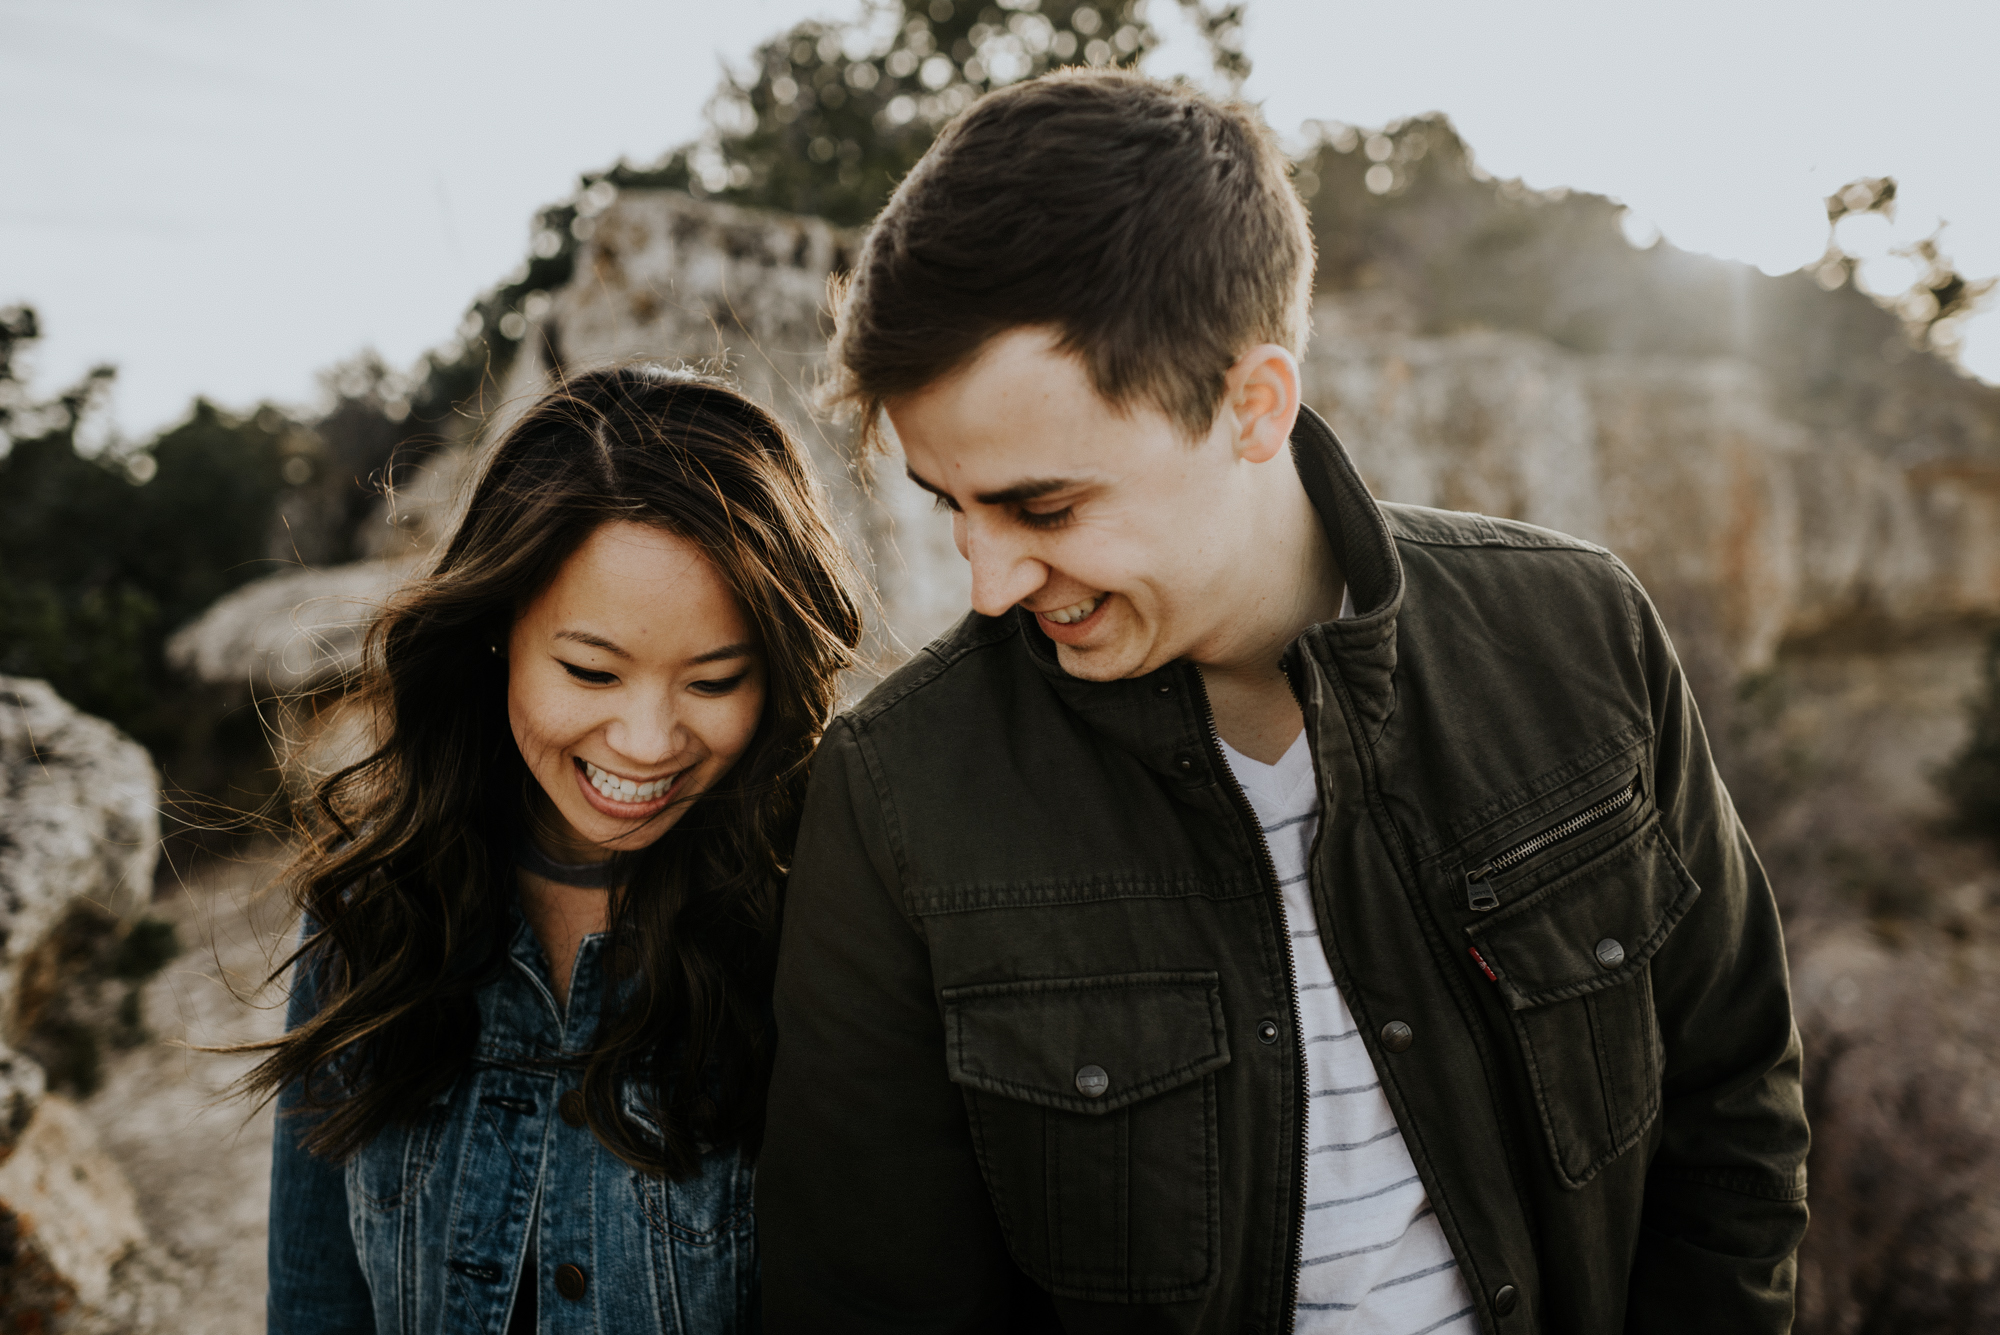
[607, 695, 680, 764]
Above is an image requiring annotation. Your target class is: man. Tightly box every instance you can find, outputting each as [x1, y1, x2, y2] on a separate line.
[758, 70, 1808, 1334]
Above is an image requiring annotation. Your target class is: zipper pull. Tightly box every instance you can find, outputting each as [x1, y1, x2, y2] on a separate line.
[1465, 866, 1498, 912]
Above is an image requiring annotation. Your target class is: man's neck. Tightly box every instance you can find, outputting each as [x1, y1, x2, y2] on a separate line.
[1197, 457, 1343, 765]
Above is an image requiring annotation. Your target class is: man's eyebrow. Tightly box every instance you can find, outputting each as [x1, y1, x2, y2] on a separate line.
[555, 629, 631, 659]
[904, 465, 1076, 508]
[689, 641, 758, 666]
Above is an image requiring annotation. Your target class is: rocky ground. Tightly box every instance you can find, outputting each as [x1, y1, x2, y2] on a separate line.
[75, 847, 291, 1335]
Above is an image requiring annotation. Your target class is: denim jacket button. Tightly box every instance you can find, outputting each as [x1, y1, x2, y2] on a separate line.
[1595, 938, 1626, 969]
[1256, 1020, 1280, 1045]
[1379, 1020, 1414, 1053]
[1493, 1283, 1519, 1315]
[1074, 1064, 1110, 1098]
[555, 1264, 589, 1302]
[559, 1089, 587, 1128]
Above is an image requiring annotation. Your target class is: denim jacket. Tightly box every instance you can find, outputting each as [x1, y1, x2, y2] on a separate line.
[267, 905, 760, 1334]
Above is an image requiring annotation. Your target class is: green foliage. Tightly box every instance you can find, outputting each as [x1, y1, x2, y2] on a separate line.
[398, 0, 1250, 448]
[0, 310, 292, 750]
[1939, 628, 2000, 843]
[626, 0, 1168, 228]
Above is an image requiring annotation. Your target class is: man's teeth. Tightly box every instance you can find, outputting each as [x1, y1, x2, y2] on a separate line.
[582, 760, 673, 802]
[1043, 595, 1104, 625]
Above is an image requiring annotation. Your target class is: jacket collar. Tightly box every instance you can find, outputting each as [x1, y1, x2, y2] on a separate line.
[1015, 405, 1404, 767]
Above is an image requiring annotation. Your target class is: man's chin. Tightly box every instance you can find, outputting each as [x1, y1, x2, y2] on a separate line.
[1053, 638, 1152, 683]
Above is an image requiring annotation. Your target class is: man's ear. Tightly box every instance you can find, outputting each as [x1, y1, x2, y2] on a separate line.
[1223, 344, 1302, 464]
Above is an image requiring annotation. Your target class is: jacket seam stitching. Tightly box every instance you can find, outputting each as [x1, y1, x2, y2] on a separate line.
[1653, 1165, 1808, 1202]
[845, 719, 918, 913]
[848, 619, 1020, 725]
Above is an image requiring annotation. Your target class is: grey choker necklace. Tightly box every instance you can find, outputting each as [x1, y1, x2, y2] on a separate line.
[513, 836, 622, 890]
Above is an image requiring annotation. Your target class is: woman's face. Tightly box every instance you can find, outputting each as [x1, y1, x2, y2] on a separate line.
[507, 521, 766, 860]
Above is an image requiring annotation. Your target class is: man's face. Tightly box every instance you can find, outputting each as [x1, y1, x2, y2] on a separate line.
[889, 327, 1275, 682]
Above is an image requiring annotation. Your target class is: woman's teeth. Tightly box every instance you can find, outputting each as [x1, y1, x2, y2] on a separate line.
[583, 760, 674, 803]
[1044, 594, 1103, 625]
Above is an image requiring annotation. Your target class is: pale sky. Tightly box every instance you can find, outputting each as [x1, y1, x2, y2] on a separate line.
[5, 0, 1997, 441]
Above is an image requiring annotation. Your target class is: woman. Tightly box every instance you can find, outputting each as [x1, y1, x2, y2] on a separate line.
[249, 366, 862, 1334]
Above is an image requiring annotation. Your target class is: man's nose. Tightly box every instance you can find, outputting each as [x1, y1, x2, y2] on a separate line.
[961, 515, 1047, 618]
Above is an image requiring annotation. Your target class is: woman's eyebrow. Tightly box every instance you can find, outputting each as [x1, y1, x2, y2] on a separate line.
[556, 629, 630, 659]
[689, 641, 758, 666]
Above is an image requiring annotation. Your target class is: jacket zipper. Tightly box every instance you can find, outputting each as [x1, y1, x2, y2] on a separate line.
[1191, 663, 1310, 1333]
[1464, 778, 1637, 912]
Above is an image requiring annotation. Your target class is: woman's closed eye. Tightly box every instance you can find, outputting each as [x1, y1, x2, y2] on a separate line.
[560, 660, 617, 686]
[691, 672, 751, 697]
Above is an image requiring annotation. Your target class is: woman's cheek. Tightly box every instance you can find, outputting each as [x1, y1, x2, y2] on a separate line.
[510, 664, 580, 771]
[710, 689, 767, 773]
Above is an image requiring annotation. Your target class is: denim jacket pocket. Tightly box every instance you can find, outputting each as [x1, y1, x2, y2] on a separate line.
[941, 971, 1230, 1304]
[347, 1083, 454, 1213]
[1465, 811, 1700, 1187]
[621, 1082, 757, 1247]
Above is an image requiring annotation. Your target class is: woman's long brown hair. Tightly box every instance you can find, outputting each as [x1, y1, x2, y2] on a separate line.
[239, 366, 863, 1177]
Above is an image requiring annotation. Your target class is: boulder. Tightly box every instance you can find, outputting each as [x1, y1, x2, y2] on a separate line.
[0, 681, 177, 1331]
[0, 679, 159, 1036]
[163, 559, 413, 696]
[0, 1095, 146, 1314]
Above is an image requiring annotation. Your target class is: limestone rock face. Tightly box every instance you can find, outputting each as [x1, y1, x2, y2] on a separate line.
[0, 679, 159, 1033]
[1306, 326, 2000, 678]
[0, 682, 174, 1331]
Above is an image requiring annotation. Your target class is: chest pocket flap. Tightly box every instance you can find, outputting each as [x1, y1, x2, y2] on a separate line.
[942, 971, 1229, 1114]
[1464, 814, 1701, 1186]
[1466, 819, 1700, 1011]
[939, 971, 1229, 1301]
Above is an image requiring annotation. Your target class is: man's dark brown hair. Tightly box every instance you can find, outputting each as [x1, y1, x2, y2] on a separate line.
[828, 68, 1315, 449]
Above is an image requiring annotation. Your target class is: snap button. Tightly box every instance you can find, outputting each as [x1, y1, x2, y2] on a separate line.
[1075, 1064, 1110, 1098]
[1493, 1283, 1518, 1315]
[1595, 938, 1626, 969]
[1379, 1020, 1414, 1053]
[1155, 681, 1173, 695]
[559, 1089, 586, 1128]
[555, 1263, 589, 1302]
[1175, 755, 1196, 774]
[1256, 1019, 1280, 1045]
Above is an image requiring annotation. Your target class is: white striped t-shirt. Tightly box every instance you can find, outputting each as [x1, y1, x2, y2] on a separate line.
[1218, 730, 1476, 1335]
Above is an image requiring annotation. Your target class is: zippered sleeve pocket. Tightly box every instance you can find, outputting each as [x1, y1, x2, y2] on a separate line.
[940, 972, 1228, 1303]
[1464, 811, 1701, 1187]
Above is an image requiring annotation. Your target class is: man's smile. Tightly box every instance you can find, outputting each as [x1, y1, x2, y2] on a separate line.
[1039, 593, 1104, 625]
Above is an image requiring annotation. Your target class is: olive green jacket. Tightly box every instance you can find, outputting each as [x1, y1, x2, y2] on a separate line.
[758, 408, 1809, 1334]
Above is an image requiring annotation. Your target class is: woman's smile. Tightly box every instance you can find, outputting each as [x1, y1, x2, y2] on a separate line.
[573, 756, 685, 818]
